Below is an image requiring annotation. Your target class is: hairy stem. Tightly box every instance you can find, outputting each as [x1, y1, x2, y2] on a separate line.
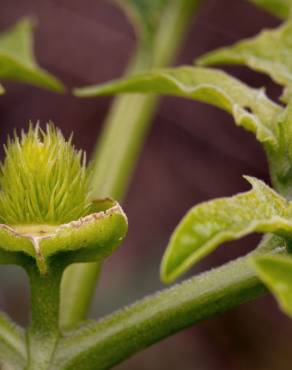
[54, 236, 284, 370]
[25, 264, 63, 370]
[60, 0, 201, 329]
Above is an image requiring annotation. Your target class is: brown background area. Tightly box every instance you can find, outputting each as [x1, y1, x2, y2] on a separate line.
[0, 1, 292, 369]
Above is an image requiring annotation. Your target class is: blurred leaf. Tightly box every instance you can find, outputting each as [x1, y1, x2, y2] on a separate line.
[0, 83, 4, 94]
[253, 254, 292, 317]
[249, 0, 292, 18]
[74, 66, 281, 147]
[0, 18, 64, 92]
[161, 176, 292, 283]
[196, 21, 292, 102]
[115, 0, 168, 47]
[0, 312, 26, 369]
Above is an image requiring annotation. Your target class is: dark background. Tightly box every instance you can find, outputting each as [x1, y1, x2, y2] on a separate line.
[0, 1, 292, 369]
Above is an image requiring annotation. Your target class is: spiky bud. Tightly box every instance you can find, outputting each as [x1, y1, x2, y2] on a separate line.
[0, 123, 127, 274]
[0, 123, 91, 225]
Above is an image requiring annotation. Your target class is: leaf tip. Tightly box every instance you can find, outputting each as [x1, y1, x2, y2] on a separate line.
[72, 87, 88, 97]
[160, 259, 175, 285]
[242, 175, 264, 190]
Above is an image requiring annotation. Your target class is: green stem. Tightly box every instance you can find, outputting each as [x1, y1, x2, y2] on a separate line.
[60, 263, 100, 329]
[25, 264, 63, 370]
[54, 236, 285, 370]
[89, 0, 200, 200]
[60, 0, 201, 329]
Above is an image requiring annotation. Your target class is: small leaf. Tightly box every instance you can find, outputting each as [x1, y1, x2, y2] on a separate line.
[0, 18, 64, 92]
[161, 177, 292, 283]
[0, 83, 4, 94]
[253, 254, 292, 317]
[249, 0, 292, 18]
[74, 66, 281, 147]
[196, 21, 292, 101]
[115, 0, 168, 47]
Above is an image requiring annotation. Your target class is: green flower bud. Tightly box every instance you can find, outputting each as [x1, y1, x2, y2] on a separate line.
[0, 123, 127, 273]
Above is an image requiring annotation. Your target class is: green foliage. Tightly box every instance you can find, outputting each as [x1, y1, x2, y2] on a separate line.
[196, 21, 292, 102]
[3, 3, 292, 370]
[249, 0, 292, 18]
[73, 14, 292, 320]
[161, 177, 292, 282]
[253, 255, 292, 316]
[0, 124, 90, 225]
[74, 66, 281, 147]
[0, 18, 64, 92]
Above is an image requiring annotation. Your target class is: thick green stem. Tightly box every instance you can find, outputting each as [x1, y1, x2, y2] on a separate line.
[54, 236, 285, 370]
[25, 264, 63, 370]
[60, 0, 201, 329]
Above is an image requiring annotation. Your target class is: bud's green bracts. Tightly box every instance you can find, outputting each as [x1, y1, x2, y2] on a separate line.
[0, 124, 127, 273]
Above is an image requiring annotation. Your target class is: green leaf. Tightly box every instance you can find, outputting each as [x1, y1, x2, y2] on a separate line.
[161, 177, 292, 283]
[74, 66, 281, 147]
[0, 18, 64, 92]
[249, 0, 292, 18]
[0, 83, 4, 94]
[115, 0, 168, 47]
[196, 21, 292, 101]
[253, 254, 292, 317]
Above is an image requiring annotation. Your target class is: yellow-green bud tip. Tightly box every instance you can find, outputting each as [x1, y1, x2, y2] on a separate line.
[0, 122, 91, 225]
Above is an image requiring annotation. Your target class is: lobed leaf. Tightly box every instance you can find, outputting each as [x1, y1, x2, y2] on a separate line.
[249, 0, 292, 18]
[196, 21, 292, 102]
[253, 254, 292, 316]
[74, 66, 281, 147]
[161, 177, 292, 283]
[0, 18, 64, 92]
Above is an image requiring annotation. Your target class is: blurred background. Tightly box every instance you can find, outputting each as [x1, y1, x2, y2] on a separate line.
[0, 0, 292, 369]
